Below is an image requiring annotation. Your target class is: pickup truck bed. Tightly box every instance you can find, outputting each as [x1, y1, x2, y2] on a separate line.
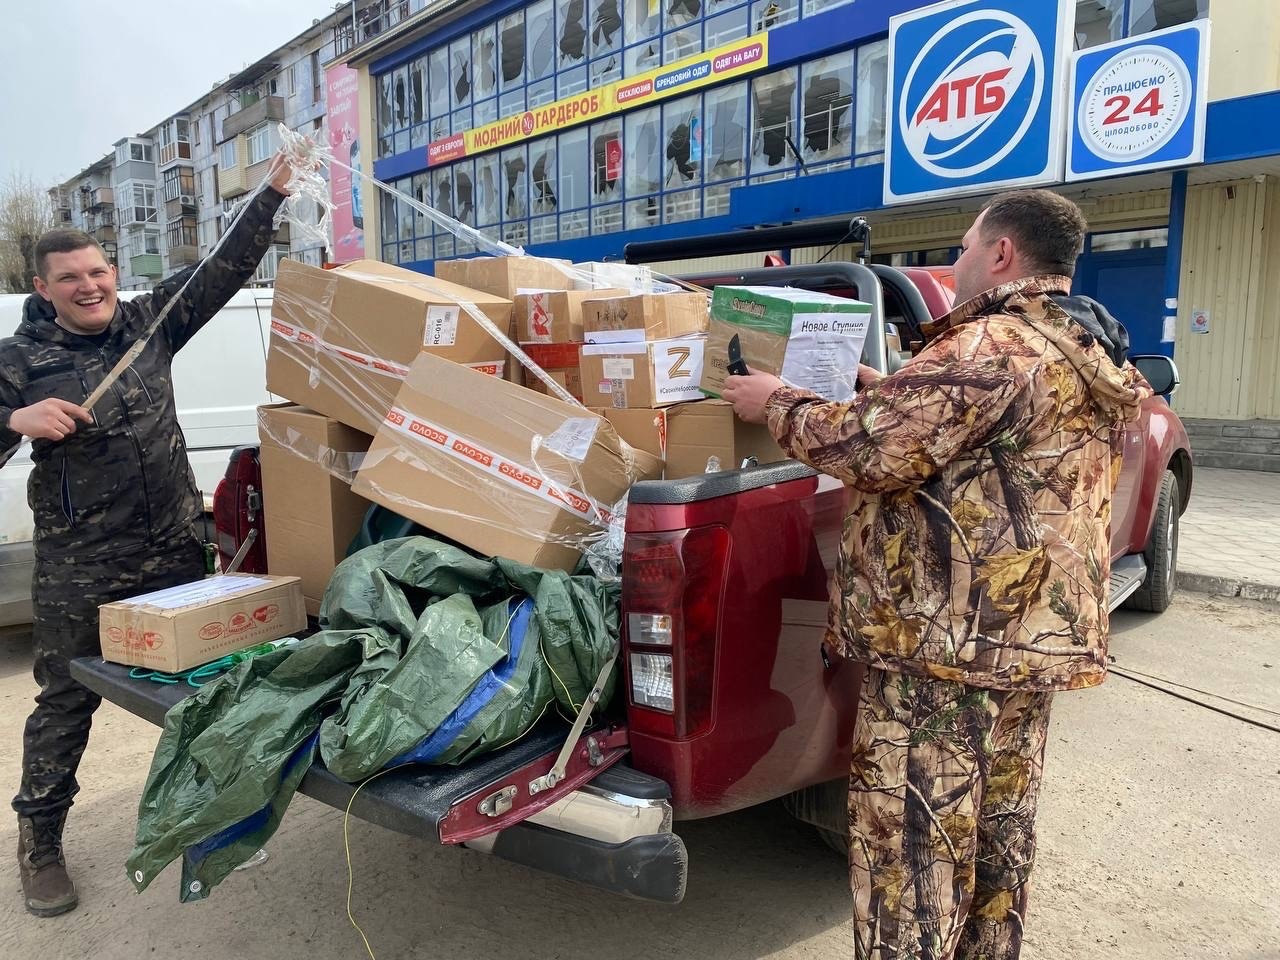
[70, 657, 688, 903]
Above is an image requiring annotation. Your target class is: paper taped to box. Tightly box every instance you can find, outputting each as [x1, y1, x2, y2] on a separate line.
[701, 285, 872, 402]
[99, 575, 306, 672]
[581, 336, 707, 409]
[267, 258, 512, 435]
[582, 292, 709, 343]
[352, 351, 661, 571]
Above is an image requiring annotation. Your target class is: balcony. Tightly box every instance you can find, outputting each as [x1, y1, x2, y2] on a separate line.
[87, 186, 113, 210]
[130, 253, 163, 278]
[158, 141, 193, 168]
[167, 244, 198, 267]
[93, 224, 117, 245]
[164, 194, 197, 219]
[222, 96, 284, 141]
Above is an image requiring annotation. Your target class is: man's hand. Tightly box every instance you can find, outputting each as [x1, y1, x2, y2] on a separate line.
[9, 399, 93, 441]
[265, 149, 302, 196]
[857, 364, 884, 389]
[721, 368, 785, 424]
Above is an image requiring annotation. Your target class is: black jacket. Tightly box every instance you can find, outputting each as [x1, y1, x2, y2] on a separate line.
[0, 187, 285, 561]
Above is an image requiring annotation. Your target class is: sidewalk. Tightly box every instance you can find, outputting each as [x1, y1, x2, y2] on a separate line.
[1178, 466, 1280, 603]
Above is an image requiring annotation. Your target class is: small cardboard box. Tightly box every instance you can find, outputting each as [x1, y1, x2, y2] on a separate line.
[352, 352, 662, 571]
[99, 575, 306, 672]
[580, 337, 706, 409]
[582, 292, 709, 343]
[268, 258, 511, 435]
[700, 285, 873, 402]
[596, 400, 787, 479]
[522, 342, 584, 402]
[514, 288, 626, 343]
[571, 261, 654, 293]
[258, 404, 374, 617]
[434, 255, 575, 301]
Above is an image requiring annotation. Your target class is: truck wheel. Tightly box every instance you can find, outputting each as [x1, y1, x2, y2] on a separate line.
[1124, 471, 1179, 613]
[783, 778, 850, 859]
[817, 826, 850, 858]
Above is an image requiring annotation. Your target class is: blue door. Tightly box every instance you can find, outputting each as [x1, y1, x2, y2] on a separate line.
[1072, 246, 1168, 357]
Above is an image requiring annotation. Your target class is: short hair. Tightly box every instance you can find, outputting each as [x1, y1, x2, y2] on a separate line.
[980, 189, 1088, 278]
[35, 229, 109, 280]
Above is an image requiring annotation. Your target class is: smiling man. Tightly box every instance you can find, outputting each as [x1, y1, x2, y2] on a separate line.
[0, 151, 297, 918]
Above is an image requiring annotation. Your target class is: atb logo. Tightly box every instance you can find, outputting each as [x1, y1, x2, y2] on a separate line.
[900, 10, 1043, 179]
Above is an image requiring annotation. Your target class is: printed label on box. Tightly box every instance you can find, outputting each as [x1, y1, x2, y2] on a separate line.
[528, 293, 554, 342]
[425, 305, 460, 347]
[653, 339, 706, 404]
[603, 358, 636, 380]
[543, 417, 601, 462]
[780, 311, 870, 402]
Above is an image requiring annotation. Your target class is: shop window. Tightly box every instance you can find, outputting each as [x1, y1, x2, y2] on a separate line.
[527, 0, 556, 80]
[592, 55, 622, 88]
[560, 0, 590, 65]
[412, 173, 430, 237]
[705, 8, 748, 47]
[450, 37, 472, 106]
[663, 95, 702, 188]
[666, 0, 702, 30]
[529, 77, 556, 108]
[429, 48, 450, 117]
[751, 68, 798, 171]
[500, 11, 527, 88]
[1075, 0, 1124, 48]
[476, 153, 502, 226]
[559, 128, 591, 212]
[474, 26, 498, 100]
[801, 51, 854, 167]
[432, 167, 454, 221]
[626, 42, 662, 76]
[378, 73, 395, 158]
[531, 143, 559, 214]
[1090, 228, 1169, 252]
[802, 0, 853, 15]
[591, 118, 624, 203]
[453, 161, 477, 227]
[664, 27, 702, 63]
[704, 80, 748, 181]
[625, 0, 660, 45]
[855, 39, 888, 157]
[626, 106, 662, 199]
[1128, 0, 1208, 35]
[591, 0, 623, 58]
[410, 58, 425, 126]
[502, 145, 529, 221]
[559, 66, 589, 97]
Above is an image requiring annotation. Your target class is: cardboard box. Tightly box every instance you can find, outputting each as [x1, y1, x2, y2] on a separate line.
[258, 404, 374, 617]
[582, 292, 709, 343]
[268, 258, 511, 435]
[700, 285, 873, 402]
[596, 400, 787, 479]
[571, 261, 654, 293]
[522, 342, 584, 402]
[580, 336, 706, 409]
[514, 288, 626, 343]
[434, 255, 575, 301]
[99, 575, 306, 673]
[352, 352, 662, 571]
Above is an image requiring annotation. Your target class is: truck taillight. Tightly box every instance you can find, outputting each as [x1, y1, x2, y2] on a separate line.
[622, 527, 729, 740]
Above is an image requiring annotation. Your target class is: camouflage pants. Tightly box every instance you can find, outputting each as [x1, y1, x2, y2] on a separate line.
[849, 667, 1054, 960]
[12, 533, 205, 822]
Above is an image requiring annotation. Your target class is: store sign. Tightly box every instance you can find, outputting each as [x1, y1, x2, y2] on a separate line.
[1066, 21, 1209, 182]
[426, 33, 769, 167]
[884, 0, 1073, 204]
[326, 63, 366, 262]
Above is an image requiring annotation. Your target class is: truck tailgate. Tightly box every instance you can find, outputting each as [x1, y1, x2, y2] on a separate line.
[70, 656, 687, 903]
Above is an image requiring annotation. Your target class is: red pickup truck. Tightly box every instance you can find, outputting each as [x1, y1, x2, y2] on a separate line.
[72, 259, 1192, 904]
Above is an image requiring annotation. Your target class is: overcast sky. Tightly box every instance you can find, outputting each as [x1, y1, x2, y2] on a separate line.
[1, 0, 341, 187]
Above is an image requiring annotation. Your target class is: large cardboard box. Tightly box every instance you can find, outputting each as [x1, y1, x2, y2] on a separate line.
[352, 352, 662, 571]
[514, 289, 625, 343]
[522, 342, 584, 402]
[99, 575, 306, 672]
[434, 255, 575, 300]
[580, 337, 706, 409]
[268, 258, 511, 435]
[258, 403, 374, 617]
[582, 293, 709, 343]
[700, 285, 872, 401]
[571, 261, 654, 293]
[596, 401, 787, 479]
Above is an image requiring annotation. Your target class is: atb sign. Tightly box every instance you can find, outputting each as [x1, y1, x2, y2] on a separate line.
[1067, 21, 1210, 181]
[884, 0, 1073, 204]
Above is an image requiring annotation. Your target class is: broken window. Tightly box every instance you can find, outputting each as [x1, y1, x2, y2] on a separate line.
[429, 48, 450, 117]
[559, 128, 590, 212]
[500, 11, 526, 88]
[475, 153, 501, 226]
[473, 25, 498, 101]
[663, 27, 701, 64]
[450, 37, 472, 105]
[855, 39, 888, 157]
[453, 161, 476, 227]
[530, 141, 558, 215]
[751, 68, 797, 172]
[663, 94, 701, 189]
[704, 80, 747, 182]
[502, 145, 528, 222]
[665, 0, 701, 30]
[751, 0, 798, 32]
[527, 0, 556, 80]
[591, 0, 623, 58]
[626, 106, 661, 198]
[625, 41, 662, 76]
[1128, 0, 1207, 35]
[801, 50, 853, 167]
[559, 0, 589, 66]
[410, 57, 425, 126]
[591, 118, 623, 202]
[625, 0, 660, 46]
[591, 54, 621, 88]
[705, 8, 748, 47]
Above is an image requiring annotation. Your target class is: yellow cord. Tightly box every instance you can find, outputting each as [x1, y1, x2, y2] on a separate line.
[343, 764, 407, 960]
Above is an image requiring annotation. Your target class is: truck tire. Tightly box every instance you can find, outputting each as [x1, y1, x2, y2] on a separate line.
[783, 778, 850, 859]
[1124, 471, 1179, 613]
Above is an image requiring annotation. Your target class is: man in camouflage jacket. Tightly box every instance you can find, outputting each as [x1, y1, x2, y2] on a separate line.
[0, 153, 296, 917]
[724, 190, 1153, 960]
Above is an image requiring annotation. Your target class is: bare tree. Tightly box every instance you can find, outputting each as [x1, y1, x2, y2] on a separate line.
[0, 174, 54, 294]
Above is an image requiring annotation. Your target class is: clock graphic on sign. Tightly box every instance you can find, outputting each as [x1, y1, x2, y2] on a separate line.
[1080, 45, 1192, 163]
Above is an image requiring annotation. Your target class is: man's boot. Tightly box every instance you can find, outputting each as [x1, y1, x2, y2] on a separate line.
[17, 814, 77, 917]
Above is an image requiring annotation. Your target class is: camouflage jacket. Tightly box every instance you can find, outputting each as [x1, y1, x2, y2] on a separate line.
[0, 187, 284, 561]
[766, 275, 1153, 691]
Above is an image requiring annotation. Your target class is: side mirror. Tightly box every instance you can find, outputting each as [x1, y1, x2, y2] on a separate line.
[884, 323, 907, 373]
[1131, 354, 1180, 396]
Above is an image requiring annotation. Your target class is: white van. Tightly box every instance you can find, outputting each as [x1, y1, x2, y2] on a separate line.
[0, 288, 276, 627]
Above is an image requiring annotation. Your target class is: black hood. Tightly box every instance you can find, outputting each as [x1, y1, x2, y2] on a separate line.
[18, 293, 119, 346]
[1048, 294, 1130, 368]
